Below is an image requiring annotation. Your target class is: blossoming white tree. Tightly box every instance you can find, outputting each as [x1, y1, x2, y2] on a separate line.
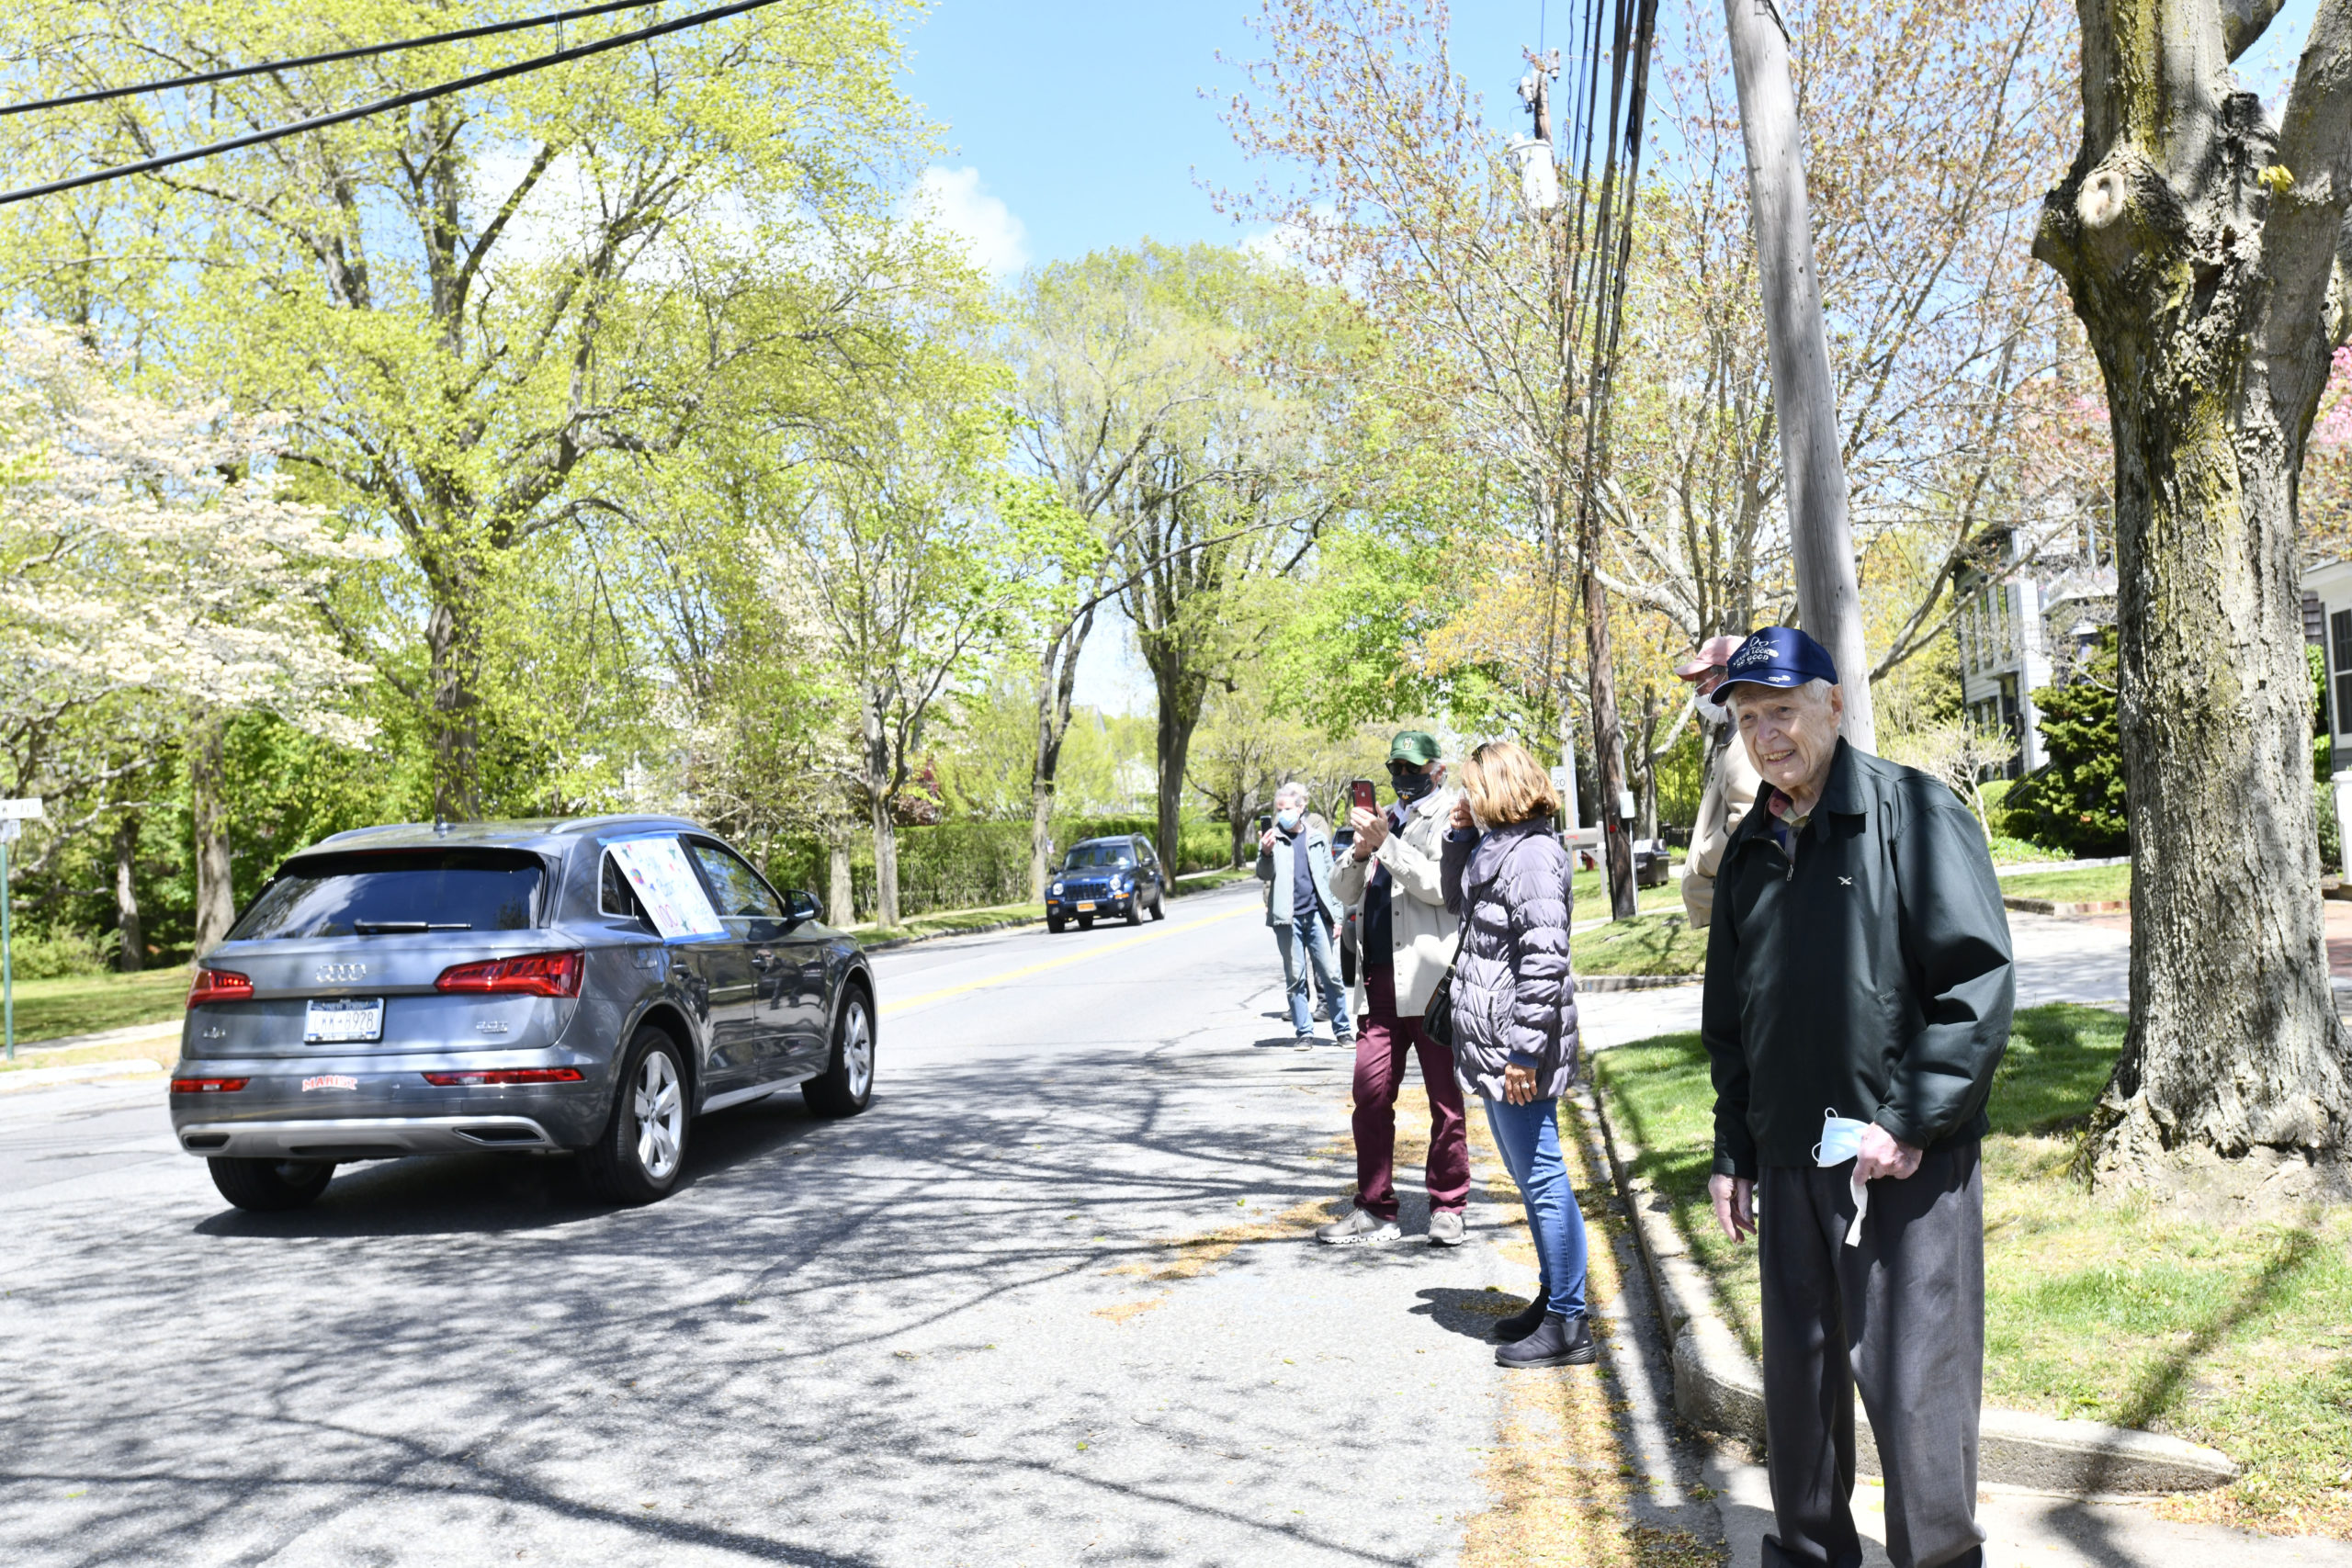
[0, 324, 389, 951]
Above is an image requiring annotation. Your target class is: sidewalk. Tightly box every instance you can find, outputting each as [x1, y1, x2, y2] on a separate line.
[1580, 910, 2352, 1565]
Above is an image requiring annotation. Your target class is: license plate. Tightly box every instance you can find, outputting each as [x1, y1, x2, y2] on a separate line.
[1076, 901, 1095, 911]
[304, 998, 384, 1043]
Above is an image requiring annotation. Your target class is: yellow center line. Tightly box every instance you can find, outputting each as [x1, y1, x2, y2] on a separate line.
[878, 902, 1255, 1017]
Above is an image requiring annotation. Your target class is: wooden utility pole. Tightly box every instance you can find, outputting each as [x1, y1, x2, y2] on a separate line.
[1720, 0, 1876, 749]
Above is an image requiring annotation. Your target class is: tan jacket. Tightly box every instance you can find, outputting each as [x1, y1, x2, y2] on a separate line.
[1682, 723, 1764, 928]
[1330, 788, 1464, 1018]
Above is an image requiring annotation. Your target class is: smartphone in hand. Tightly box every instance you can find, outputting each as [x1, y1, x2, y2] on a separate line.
[1348, 779, 1378, 816]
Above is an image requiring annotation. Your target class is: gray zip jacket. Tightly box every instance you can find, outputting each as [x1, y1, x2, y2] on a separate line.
[1440, 820, 1580, 1101]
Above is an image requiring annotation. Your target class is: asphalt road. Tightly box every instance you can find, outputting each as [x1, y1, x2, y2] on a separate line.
[0, 882, 1694, 1567]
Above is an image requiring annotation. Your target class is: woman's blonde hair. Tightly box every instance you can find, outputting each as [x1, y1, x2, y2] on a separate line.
[1459, 739, 1561, 827]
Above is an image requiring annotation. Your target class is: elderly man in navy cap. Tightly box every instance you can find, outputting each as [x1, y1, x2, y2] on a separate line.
[1702, 627, 2014, 1568]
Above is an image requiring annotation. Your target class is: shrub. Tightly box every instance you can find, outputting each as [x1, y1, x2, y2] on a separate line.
[2009, 632, 2126, 855]
[6, 923, 118, 980]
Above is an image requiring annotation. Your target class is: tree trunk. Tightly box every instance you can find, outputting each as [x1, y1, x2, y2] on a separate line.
[113, 814, 142, 973]
[1721, 0, 1878, 750]
[425, 596, 482, 820]
[2034, 0, 2352, 1165]
[826, 828, 854, 929]
[188, 711, 235, 956]
[1581, 555, 1639, 920]
[1027, 609, 1091, 900]
[1555, 693, 1583, 835]
[868, 795, 900, 930]
[1143, 649, 1209, 876]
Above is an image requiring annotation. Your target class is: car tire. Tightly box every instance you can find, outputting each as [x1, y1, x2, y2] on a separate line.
[582, 1026, 691, 1205]
[1124, 897, 1143, 926]
[208, 1156, 334, 1212]
[803, 984, 876, 1120]
[1047, 915, 1066, 933]
[1150, 888, 1166, 920]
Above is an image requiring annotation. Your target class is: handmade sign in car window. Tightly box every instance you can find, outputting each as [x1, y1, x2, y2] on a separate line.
[605, 836, 727, 942]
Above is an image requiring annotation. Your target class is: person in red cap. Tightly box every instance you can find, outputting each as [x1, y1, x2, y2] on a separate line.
[1674, 632, 1762, 928]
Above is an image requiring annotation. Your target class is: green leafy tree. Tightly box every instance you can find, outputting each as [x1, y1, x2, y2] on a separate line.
[2, 0, 926, 817]
[2013, 634, 2126, 856]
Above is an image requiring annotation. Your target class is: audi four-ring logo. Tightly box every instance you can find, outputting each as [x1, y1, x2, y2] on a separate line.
[314, 963, 369, 984]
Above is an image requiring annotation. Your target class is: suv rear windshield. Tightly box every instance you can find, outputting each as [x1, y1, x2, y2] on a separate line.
[229, 849, 548, 941]
[1062, 842, 1136, 870]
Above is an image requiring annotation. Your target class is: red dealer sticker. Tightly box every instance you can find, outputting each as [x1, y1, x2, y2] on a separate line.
[301, 1075, 359, 1092]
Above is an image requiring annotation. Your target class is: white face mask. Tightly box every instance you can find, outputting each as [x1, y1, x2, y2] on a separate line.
[1813, 1112, 1869, 1166]
[1694, 692, 1730, 727]
[1814, 1110, 1872, 1247]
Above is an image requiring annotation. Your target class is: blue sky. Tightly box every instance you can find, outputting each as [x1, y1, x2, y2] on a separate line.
[901, 0, 1549, 272]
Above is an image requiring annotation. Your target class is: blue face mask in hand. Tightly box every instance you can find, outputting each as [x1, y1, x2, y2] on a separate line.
[1813, 1110, 1872, 1248]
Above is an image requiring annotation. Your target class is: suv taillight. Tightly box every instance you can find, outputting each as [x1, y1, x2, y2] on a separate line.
[188, 969, 254, 1005]
[434, 951, 585, 998]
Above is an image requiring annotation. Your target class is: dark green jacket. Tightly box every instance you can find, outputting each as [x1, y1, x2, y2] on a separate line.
[1702, 740, 2014, 1177]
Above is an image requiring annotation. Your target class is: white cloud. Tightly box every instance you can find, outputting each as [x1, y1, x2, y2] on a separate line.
[903, 165, 1030, 276]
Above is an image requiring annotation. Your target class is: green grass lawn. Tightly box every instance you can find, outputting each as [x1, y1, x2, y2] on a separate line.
[1997, 863, 2132, 903]
[1590, 1005, 2352, 1539]
[5, 964, 190, 1047]
[1570, 865, 1686, 917]
[1572, 913, 1709, 976]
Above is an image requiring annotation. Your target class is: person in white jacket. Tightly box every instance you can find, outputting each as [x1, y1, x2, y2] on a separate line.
[1678, 634, 1764, 929]
[1321, 730, 1472, 1247]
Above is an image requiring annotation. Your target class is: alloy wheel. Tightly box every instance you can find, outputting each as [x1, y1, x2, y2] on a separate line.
[842, 998, 874, 1099]
[634, 1049, 684, 1180]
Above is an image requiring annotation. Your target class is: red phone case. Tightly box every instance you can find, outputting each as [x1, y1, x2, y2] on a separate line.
[1350, 780, 1377, 814]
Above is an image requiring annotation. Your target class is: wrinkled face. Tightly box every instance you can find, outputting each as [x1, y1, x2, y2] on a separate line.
[1732, 683, 1843, 799]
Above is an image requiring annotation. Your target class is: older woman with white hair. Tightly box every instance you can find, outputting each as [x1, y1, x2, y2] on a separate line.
[1255, 781, 1352, 1049]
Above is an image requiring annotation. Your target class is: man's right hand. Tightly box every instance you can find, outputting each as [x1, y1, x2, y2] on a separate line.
[1348, 806, 1385, 858]
[1708, 1173, 1756, 1242]
[1259, 826, 1278, 852]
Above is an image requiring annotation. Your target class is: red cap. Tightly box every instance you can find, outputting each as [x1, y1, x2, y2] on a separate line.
[1674, 634, 1745, 681]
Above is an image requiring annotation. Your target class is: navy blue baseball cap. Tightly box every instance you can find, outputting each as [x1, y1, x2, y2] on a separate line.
[1718, 626, 1838, 692]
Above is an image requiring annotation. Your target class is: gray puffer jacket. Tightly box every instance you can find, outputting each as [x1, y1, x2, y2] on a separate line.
[1440, 820, 1580, 1101]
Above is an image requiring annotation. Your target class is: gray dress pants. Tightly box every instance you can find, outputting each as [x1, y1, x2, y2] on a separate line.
[1758, 1139, 1985, 1568]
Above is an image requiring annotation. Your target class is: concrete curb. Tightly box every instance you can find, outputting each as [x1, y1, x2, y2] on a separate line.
[1577, 974, 1702, 993]
[1575, 1079, 2241, 1495]
[0, 1058, 164, 1092]
[2003, 895, 2129, 918]
[15, 1017, 185, 1056]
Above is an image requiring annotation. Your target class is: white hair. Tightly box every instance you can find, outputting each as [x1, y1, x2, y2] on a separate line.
[1725, 678, 1835, 713]
[1274, 780, 1310, 808]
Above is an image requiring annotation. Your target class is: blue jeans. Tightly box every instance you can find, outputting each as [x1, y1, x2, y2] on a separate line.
[1483, 1096, 1589, 1319]
[1272, 915, 1352, 1039]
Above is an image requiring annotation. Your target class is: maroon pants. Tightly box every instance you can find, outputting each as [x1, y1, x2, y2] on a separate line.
[1351, 966, 1471, 1219]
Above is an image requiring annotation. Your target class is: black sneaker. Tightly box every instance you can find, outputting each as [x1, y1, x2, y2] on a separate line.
[1495, 1312, 1598, 1369]
[1489, 1297, 1549, 1342]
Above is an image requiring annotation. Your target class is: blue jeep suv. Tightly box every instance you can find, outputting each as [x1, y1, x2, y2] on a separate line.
[1046, 836, 1167, 931]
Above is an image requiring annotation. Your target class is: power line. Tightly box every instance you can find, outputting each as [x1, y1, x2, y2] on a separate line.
[0, 0, 673, 118]
[0, 0, 788, 209]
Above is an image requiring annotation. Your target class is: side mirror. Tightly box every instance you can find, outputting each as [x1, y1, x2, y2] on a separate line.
[786, 889, 821, 926]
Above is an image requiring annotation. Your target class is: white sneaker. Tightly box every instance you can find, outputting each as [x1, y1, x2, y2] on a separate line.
[1316, 1208, 1402, 1246]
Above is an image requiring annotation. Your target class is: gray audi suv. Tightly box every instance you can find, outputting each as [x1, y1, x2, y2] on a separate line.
[168, 816, 876, 1212]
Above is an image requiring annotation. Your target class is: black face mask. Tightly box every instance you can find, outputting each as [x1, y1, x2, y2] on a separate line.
[1388, 761, 1433, 803]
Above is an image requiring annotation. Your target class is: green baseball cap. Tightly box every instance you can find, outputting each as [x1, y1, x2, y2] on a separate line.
[1387, 730, 1442, 765]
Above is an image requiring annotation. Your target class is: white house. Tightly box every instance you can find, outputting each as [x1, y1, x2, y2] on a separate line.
[1951, 525, 2119, 777]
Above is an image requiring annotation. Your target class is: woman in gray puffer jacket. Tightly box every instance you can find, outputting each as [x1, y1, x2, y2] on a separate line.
[1440, 739, 1594, 1370]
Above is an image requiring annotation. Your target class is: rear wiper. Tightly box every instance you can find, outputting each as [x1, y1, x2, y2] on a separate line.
[351, 920, 474, 933]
